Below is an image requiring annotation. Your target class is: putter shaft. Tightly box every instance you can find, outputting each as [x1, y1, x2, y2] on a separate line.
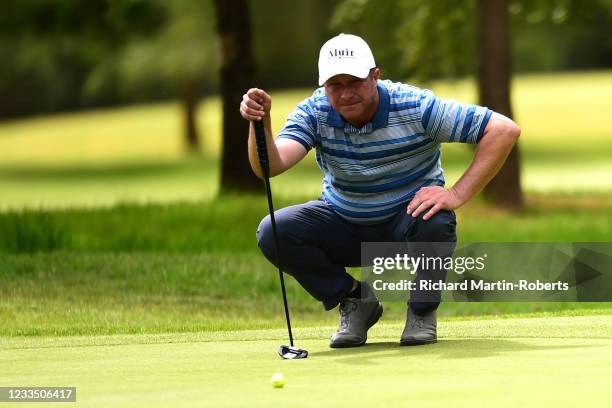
[253, 120, 294, 347]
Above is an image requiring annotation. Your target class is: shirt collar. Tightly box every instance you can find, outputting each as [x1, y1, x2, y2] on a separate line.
[326, 81, 390, 134]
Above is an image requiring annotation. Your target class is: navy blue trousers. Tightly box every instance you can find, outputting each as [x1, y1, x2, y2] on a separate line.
[256, 199, 456, 314]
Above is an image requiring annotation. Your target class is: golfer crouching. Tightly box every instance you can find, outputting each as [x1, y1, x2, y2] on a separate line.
[239, 34, 520, 348]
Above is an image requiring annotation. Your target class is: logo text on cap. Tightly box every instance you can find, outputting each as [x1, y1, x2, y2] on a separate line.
[329, 48, 355, 58]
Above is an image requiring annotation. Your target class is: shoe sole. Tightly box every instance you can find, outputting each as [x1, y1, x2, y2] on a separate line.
[330, 303, 384, 348]
[399, 338, 437, 346]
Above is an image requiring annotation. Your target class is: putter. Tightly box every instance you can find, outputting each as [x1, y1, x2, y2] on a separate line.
[253, 119, 308, 360]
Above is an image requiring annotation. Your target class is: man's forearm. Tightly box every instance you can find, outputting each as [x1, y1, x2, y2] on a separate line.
[247, 116, 284, 179]
[450, 114, 521, 205]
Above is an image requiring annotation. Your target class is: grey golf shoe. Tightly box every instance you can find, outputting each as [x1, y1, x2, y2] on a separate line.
[400, 308, 437, 346]
[330, 283, 383, 348]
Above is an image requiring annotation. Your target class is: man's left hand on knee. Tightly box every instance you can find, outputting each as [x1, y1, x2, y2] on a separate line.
[407, 186, 463, 220]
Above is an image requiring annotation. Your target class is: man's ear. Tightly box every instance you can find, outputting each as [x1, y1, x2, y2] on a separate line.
[371, 68, 381, 81]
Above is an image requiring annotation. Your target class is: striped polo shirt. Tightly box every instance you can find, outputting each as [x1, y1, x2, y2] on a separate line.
[276, 79, 492, 225]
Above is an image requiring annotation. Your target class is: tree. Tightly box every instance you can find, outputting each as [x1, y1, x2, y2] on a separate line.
[110, 0, 218, 154]
[332, 0, 612, 208]
[213, 0, 261, 193]
[477, 0, 523, 208]
[0, 0, 134, 118]
[332, 0, 523, 208]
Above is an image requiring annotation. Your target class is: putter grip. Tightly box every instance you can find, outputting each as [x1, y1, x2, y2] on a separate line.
[253, 120, 270, 178]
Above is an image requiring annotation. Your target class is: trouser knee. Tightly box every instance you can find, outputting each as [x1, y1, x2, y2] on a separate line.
[412, 210, 457, 242]
[256, 215, 278, 264]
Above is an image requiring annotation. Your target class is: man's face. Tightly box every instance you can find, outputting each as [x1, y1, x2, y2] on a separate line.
[324, 68, 380, 126]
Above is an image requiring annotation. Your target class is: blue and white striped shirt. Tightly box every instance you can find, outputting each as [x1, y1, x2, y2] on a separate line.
[277, 79, 492, 225]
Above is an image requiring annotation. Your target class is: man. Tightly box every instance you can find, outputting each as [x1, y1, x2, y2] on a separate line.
[239, 34, 520, 348]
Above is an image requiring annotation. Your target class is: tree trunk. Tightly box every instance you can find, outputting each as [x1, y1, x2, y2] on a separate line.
[213, 0, 262, 193]
[477, 0, 524, 210]
[181, 81, 200, 154]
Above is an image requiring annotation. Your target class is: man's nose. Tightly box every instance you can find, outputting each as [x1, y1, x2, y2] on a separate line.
[339, 88, 353, 101]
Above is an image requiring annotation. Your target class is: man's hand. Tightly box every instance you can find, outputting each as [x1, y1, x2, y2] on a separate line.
[240, 88, 272, 121]
[242, 87, 308, 179]
[406, 186, 463, 221]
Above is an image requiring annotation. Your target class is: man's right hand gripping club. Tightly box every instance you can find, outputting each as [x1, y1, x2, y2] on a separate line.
[239, 88, 308, 179]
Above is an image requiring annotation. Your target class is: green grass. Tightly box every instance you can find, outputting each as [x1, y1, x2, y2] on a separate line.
[3, 245, 611, 336]
[2, 314, 612, 407]
[0, 193, 610, 254]
[0, 193, 610, 336]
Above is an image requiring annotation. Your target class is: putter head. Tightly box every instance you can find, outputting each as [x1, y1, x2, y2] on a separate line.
[278, 345, 308, 359]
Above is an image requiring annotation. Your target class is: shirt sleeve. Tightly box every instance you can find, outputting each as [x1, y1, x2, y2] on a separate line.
[419, 89, 492, 144]
[276, 97, 317, 152]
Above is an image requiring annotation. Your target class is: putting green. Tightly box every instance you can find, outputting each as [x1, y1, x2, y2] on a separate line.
[2, 315, 612, 407]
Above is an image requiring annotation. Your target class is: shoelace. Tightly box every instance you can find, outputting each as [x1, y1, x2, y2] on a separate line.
[338, 299, 358, 331]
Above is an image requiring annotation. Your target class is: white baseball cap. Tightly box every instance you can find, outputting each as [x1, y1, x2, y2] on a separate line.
[318, 34, 376, 86]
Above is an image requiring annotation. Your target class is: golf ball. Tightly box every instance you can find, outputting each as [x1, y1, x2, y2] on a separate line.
[270, 372, 285, 388]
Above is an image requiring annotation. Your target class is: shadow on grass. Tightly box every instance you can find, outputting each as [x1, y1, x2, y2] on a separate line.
[310, 338, 603, 363]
